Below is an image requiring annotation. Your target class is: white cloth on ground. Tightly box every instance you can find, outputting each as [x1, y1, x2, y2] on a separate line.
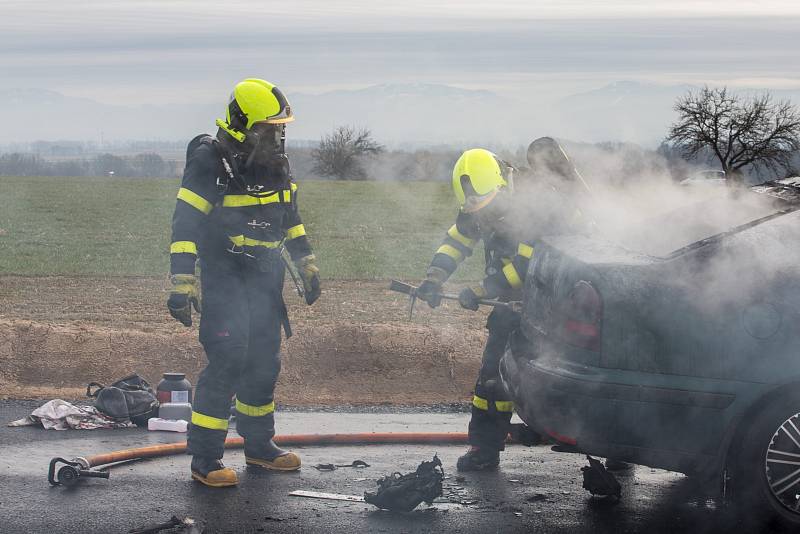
[7, 399, 136, 430]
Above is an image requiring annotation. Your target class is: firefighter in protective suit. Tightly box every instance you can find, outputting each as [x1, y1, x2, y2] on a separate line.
[417, 148, 536, 471]
[167, 78, 320, 487]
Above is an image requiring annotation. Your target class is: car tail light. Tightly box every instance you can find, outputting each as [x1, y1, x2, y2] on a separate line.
[557, 280, 603, 351]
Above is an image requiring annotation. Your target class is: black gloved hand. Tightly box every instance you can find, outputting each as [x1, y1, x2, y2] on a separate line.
[305, 273, 321, 305]
[417, 278, 443, 308]
[417, 266, 448, 308]
[167, 274, 201, 326]
[458, 285, 486, 311]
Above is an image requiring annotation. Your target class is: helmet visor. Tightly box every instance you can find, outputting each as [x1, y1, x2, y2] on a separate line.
[250, 123, 285, 148]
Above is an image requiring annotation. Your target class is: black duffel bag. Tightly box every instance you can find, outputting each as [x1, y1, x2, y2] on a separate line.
[87, 373, 159, 427]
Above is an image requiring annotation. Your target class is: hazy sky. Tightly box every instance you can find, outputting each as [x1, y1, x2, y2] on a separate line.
[1, 1, 799, 145]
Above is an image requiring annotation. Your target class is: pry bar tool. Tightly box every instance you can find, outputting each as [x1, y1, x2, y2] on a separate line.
[389, 280, 520, 318]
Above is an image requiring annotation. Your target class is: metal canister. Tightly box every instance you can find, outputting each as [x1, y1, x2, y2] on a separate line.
[156, 372, 192, 405]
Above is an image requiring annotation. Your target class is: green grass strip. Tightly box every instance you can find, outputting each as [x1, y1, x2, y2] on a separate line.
[0, 177, 483, 280]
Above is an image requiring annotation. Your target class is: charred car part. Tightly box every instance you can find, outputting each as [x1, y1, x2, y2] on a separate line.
[364, 455, 444, 512]
[581, 456, 621, 500]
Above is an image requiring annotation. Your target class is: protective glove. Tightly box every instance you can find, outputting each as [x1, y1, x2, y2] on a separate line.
[417, 267, 448, 308]
[167, 274, 201, 327]
[458, 285, 488, 311]
[295, 255, 321, 305]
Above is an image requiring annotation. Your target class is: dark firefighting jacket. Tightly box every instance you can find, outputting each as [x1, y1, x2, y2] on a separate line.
[169, 135, 312, 276]
[429, 209, 534, 299]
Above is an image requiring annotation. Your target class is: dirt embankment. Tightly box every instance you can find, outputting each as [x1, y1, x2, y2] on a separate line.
[0, 277, 489, 405]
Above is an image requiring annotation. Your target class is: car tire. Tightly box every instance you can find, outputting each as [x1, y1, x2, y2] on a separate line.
[732, 395, 800, 529]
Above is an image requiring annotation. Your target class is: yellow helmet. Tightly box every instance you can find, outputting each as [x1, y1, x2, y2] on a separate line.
[215, 78, 294, 143]
[452, 148, 508, 213]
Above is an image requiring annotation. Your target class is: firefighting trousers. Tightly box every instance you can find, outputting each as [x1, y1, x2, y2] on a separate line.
[468, 306, 519, 451]
[187, 259, 287, 459]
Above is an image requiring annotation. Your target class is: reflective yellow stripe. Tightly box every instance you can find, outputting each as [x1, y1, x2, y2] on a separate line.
[229, 235, 283, 248]
[173, 283, 195, 294]
[286, 224, 306, 240]
[447, 225, 476, 248]
[518, 243, 534, 259]
[502, 263, 523, 289]
[222, 190, 291, 207]
[170, 241, 198, 255]
[290, 182, 298, 192]
[472, 395, 489, 411]
[472, 396, 513, 412]
[495, 401, 514, 413]
[191, 411, 229, 430]
[235, 399, 275, 417]
[436, 244, 463, 262]
[177, 188, 213, 215]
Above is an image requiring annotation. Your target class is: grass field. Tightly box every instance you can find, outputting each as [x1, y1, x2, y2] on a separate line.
[0, 176, 483, 280]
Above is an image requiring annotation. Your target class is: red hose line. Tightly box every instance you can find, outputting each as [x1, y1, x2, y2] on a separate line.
[83, 432, 470, 468]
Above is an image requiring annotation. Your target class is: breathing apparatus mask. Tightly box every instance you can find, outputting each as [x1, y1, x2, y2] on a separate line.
[473, 186, 512, 233]
[240, 123, 286, 170]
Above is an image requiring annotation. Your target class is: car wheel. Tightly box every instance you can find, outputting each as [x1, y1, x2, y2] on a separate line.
[734, 396, 800, 529]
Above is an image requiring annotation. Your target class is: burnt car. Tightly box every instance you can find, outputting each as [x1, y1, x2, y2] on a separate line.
[499, 177, 800, 525]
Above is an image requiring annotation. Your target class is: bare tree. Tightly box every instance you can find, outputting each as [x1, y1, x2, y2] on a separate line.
[666, 87, 800, 182]
[311, 126, 385, 180]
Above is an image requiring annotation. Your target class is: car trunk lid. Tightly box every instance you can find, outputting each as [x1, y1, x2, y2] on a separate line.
[523, 237, 653, 366]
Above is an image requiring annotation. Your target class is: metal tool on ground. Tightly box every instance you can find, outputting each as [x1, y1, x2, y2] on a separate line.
[48, 457, 110, 486]
[289, 490, 365, 502]
[364, 455, 445, 512]
[313, 460, 370, 471]
[389, 280, 521, 318]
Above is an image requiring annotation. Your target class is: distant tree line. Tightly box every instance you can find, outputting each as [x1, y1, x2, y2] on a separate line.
[7, 91, 800, 185]
[0, 152, 178, 177]
[290, 143, 461, 182]
[302, 124, 800, 185]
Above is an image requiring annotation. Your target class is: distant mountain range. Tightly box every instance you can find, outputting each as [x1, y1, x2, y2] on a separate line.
[289, 83, 516, 146]
[553, 81, 800, 144]
[3, 81, 800, 147]
[0, 84, 515, 147]
[554, 81, 697, 143]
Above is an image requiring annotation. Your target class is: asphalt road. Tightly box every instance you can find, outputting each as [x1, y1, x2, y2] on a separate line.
[0, 400, 770, 533]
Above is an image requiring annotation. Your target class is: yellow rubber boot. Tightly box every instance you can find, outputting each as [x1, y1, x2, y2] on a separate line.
[245, 440, 302, 471]
[191, 456, 238, 487]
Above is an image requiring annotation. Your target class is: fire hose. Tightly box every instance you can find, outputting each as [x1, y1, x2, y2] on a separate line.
[48, 432, 468, 486]
[48, 426, 540, 486]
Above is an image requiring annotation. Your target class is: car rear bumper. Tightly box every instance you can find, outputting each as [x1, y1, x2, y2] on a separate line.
[500, 334, 738, 476]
